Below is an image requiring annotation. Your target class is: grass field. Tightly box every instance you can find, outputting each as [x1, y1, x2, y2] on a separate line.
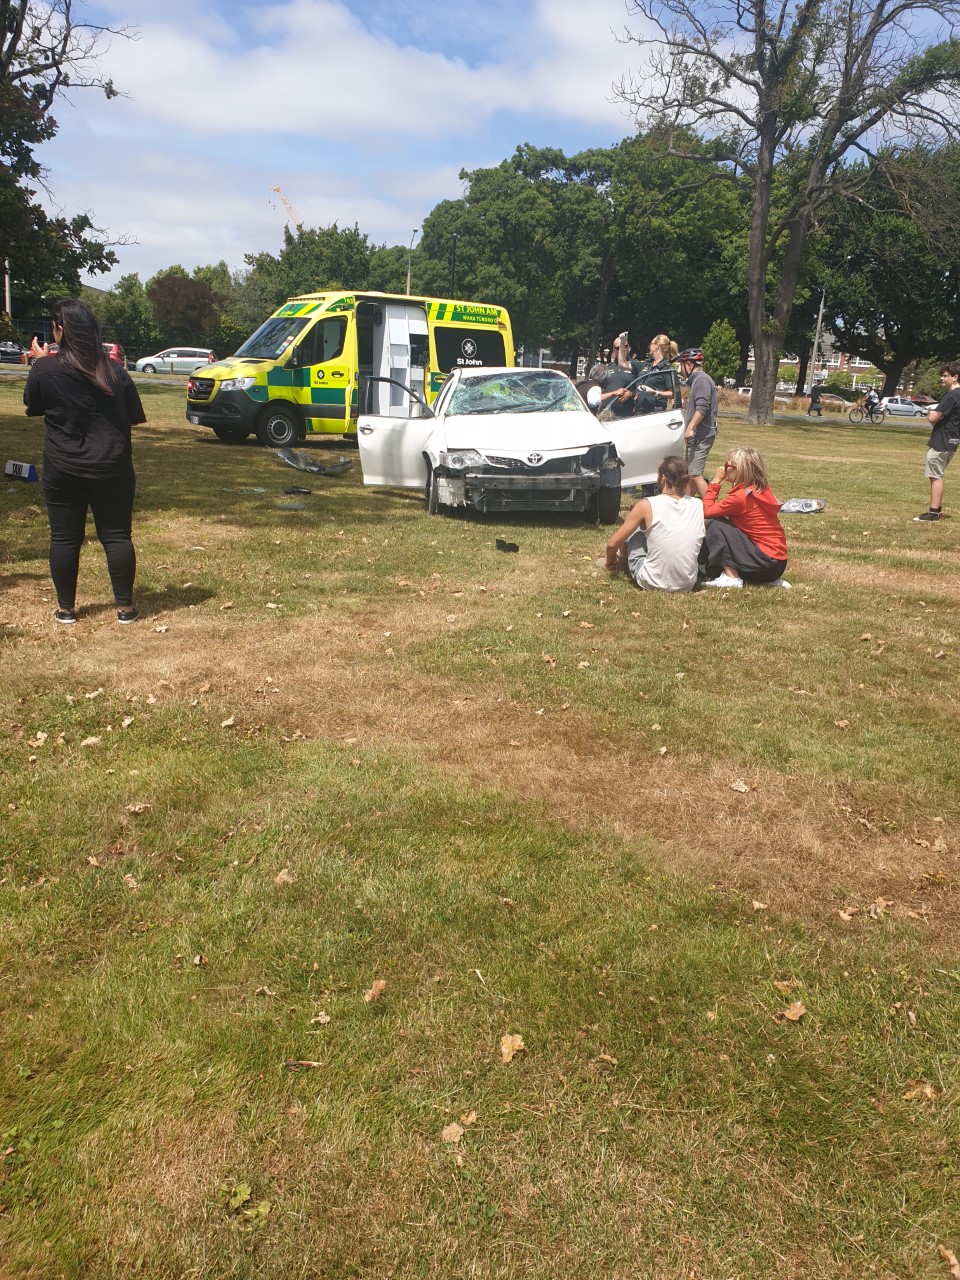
[1, 377, 959, 1279]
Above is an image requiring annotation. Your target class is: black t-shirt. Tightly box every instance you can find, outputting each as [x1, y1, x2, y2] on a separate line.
[24, 356, 146, 478]
[929, 385, 960, 453]
[604, 365, 639, 417]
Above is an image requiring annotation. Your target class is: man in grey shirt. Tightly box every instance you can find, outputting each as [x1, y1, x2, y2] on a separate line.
[678, 348, 717, 494]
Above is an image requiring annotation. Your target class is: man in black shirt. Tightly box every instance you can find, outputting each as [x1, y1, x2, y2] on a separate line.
[915, 362, 960, 521]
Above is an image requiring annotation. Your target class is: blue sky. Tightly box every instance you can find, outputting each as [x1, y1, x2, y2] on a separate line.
[38, 0, 647, 287]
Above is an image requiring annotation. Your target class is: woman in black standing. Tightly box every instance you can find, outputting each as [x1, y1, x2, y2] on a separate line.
[24, 299, 146, 624]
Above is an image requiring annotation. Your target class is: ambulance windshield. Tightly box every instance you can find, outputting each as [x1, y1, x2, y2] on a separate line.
[235, 317, 310, 360]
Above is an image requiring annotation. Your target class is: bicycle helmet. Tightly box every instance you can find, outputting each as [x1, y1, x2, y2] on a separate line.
[679, 348, 704, 365]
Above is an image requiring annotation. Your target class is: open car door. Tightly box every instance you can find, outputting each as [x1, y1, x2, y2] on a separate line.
[609, 409, 685, 488]
[356, 377, 435, 489]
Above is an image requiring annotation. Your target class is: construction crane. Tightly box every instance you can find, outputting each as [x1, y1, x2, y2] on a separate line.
[269, 186, 304, 230]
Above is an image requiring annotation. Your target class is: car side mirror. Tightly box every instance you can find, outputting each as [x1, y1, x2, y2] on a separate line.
[287, 347, 299, 368]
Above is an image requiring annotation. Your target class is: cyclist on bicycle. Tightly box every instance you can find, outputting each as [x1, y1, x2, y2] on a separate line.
[859, 387, 881, 414]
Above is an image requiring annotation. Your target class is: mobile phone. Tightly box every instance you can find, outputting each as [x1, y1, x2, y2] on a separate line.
[618, 330, 629, 346]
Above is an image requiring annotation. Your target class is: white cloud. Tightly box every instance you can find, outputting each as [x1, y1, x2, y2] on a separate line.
[34, 0, 647, 285]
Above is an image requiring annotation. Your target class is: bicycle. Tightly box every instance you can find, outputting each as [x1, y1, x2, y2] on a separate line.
[848, 404, 886, 424]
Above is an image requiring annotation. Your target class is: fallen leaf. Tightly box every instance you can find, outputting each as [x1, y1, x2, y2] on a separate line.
[500, 1033, 525, 1063]
[84, 688, 104, 700]
[125, 802, 151, 815]
[441, 1122, 464, 1144]
[869, 897, 893, 919]
[193, 954, 208, 967]
[730, 779, 750, 793]
[80, 736, 101, 748]
[579, 621, 594, 629]
[123, 874, 138, 891]
[598, 1050, 619, 1064]
[834, 719, 850, 729]
[309, 1011, 331, 1025]
[285, 1060, 321, 1070]
[542, 653, 556, 667]
[220, 602, 233, 610]
[781, 1001, 806, 1022]
[705, 1011, 717, 1022]
[220, 716, 236, 728]
[774, 979, 800, 994]
[364, 978, 387, 1003]
[752, 900, 769, 912]
[459, 1110, 477, 1127]
[938, 1244, 960, 1278]
[838, 905, 859, 922]
[87, 856, 101, 867]
[27, 731, 47, 747]
[904, 1078, 937, 1102]
[274, 867, 294, 885]
[121, 716, 134, 728]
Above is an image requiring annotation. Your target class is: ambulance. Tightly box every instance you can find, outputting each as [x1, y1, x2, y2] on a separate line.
[185, 291, 515, 446]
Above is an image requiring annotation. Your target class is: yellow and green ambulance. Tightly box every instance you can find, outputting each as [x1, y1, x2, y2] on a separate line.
[185, 290, 515, 446]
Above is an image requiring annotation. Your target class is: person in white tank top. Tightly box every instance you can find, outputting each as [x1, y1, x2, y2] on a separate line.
[603, 454, 705, 592]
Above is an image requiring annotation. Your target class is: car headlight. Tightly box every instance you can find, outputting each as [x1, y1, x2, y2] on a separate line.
[438, 449, 485, 471]
[220, 376, 257, 391]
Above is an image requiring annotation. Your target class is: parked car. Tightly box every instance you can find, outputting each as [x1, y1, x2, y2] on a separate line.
[0, 339, 26, 363]
[103, 341, 127, 366]
[22, 342, 59, 365]
[356, 366, 684, 523]
[880, 395, 927, 418]
[910, 394, 936, 406]
[136, 347, 215, 374]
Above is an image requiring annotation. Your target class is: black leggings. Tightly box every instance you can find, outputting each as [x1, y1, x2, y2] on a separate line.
[42, 463, 137, 608]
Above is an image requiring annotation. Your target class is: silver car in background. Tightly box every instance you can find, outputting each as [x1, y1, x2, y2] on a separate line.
[136, 347, 215, 374]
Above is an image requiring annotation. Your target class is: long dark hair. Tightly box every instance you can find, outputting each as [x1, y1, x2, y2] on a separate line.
[51, 299, 115, 395]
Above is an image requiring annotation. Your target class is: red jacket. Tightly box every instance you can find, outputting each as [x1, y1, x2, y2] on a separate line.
[703, 482, 788, 560]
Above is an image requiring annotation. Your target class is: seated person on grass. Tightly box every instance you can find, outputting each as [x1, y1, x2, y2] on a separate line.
[693, 446, 791, 589]
[603, 455, 705, 593]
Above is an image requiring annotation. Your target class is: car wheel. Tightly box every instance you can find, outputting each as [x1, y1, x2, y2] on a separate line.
[424, 465, 441, 514]
[212, 426, 251, 443]
[141, 363, 157, 374]
[595, 484, 622, 525]
[255, 404, 302, 448]
[915, 408, 926, 417]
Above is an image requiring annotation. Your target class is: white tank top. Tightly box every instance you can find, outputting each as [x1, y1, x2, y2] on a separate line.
[634, 494, 705, 592]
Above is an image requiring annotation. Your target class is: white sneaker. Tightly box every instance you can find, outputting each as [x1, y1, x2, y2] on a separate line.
[704, 575, 743, 588]
[757, 578, 792, 589]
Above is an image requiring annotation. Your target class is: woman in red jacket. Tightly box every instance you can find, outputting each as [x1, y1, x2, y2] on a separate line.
[694, 446, 790, 588]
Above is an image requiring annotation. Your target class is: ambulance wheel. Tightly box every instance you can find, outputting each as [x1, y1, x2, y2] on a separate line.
[256, 405, 301, 448]
[212, 426, 250, 443]
[595, 484, 621, 525]
[425, 466, 441, 514]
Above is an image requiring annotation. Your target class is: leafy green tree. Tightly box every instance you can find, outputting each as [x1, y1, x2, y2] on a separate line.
[619, 0, 960, 424]
[146, 267, 219, 347]
[702, 320, 739, 384]
[82, 273, 157, 357]
[0, 2, 128, 324]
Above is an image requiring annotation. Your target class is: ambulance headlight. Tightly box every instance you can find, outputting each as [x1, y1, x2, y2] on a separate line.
[221, 376, 257, 391]
[438, 449, 485, 471]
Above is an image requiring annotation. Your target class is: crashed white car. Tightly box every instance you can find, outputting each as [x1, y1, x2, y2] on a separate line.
[356, 366, 683, 523]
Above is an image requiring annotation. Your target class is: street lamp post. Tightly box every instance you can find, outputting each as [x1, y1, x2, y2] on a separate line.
[405, 228, 419, 295]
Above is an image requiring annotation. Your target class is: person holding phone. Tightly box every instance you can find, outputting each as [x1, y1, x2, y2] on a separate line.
[693, 446, 790, 588]
[633, 333, 682, 415]
[24, 298, 146, 624]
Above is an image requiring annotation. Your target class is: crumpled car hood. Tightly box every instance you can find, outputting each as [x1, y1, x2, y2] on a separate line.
[438, 410, 609, 456]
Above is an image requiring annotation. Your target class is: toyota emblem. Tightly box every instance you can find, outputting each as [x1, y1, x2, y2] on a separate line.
[526, 452, 544, 465]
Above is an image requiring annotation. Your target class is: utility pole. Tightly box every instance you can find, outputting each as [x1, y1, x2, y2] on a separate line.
[4, 259, 11, 319]
[406, 228, 419, 295]
[809, 289, 826, 391]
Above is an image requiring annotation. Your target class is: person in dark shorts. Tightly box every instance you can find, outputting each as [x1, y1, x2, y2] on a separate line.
[914, 362, 960, 521]
[24, 298, 146, 624]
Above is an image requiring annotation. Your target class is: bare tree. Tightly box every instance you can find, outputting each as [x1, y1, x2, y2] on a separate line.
[0, 0, 127, 112]
[617, 0, 960, 423]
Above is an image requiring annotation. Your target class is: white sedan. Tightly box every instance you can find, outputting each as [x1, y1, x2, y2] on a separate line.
[356, 367, 684, 523]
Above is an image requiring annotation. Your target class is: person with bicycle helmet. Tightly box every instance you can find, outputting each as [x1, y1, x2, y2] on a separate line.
[678, 348, 717, 493]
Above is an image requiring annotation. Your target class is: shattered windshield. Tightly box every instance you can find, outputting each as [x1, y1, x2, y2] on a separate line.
[234, 317, 310, 360]
[446, 371, 583, 416]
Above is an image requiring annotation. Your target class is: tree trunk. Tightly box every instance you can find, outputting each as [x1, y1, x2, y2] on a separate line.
[747, 330, 781, 424]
